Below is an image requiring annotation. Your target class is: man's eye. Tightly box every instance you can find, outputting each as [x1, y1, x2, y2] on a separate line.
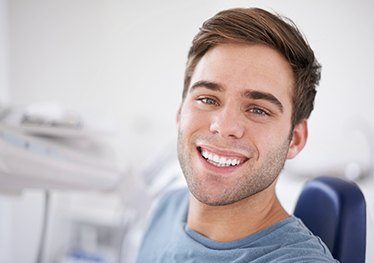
[198, 97, 218, 106]
[248, 107, 269, 116]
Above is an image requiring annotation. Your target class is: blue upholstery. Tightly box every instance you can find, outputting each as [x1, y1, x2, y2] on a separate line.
[294, 176, 366, 263]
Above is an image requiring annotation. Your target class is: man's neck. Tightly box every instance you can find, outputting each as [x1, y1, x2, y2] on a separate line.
[187, 183, 289, 242]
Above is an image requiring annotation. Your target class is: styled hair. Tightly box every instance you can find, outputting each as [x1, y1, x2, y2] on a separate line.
[183, 8, 321, 127]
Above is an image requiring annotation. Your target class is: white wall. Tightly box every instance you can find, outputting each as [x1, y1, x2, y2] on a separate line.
[0, 0, 9, 104]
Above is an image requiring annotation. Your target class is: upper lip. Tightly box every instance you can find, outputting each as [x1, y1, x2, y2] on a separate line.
[197, 144, 250, 160]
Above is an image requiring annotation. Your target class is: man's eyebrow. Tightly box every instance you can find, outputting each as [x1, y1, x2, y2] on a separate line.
[190, 80, 224, 92]
[189, 81, 284, 113]
[243, 90, 284, 113]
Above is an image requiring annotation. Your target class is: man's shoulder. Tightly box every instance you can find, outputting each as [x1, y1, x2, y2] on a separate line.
[156, 187, 189, 211]
[253, 216, 338, 262]
[135, 187, 189, 263]
[146, 187, 188, 227]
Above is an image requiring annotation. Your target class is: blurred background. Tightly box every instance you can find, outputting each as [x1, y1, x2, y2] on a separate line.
[0, 0, 373, 262]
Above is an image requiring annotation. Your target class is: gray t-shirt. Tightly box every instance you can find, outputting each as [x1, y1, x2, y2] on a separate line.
[136, 188, 338, 263]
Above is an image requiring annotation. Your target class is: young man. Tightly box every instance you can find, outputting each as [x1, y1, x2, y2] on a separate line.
[136, 7, 337, 262]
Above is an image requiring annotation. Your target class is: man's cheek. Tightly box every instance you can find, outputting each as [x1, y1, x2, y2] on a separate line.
[180, 112, 196, 129]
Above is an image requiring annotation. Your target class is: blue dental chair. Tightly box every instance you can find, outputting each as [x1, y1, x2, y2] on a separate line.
[294, 176, 366, 263]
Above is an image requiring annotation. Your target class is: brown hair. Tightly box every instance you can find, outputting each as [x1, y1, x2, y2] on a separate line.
[183, 8, 321, 127]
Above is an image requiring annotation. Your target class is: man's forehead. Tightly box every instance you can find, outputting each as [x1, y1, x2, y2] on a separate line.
[189, 43, 295, 103]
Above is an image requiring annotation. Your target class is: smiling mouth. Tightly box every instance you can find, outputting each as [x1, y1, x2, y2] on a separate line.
[197, 146, 249, 168]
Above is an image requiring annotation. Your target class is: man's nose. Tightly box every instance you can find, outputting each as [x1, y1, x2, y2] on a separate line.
[209, 106, 245, 139]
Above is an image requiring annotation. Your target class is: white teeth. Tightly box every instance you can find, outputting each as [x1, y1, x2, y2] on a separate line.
[200, 148, 242, 167]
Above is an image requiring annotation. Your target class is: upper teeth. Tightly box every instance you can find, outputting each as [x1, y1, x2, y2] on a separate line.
[201, 149, 242, 167]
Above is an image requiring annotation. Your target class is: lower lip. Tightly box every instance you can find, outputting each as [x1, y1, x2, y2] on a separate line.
[196, 148, 246, 175]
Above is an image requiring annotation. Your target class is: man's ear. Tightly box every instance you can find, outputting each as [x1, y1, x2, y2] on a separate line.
[287, 119, 308, 160]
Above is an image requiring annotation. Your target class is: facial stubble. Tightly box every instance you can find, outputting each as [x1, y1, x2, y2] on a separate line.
[177, 130, 291, 206]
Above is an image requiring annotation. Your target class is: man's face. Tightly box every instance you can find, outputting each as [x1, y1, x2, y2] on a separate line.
[177, 43, 302, 206]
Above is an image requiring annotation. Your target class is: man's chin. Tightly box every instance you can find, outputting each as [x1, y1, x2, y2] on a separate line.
[189, 187, 249, 207]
